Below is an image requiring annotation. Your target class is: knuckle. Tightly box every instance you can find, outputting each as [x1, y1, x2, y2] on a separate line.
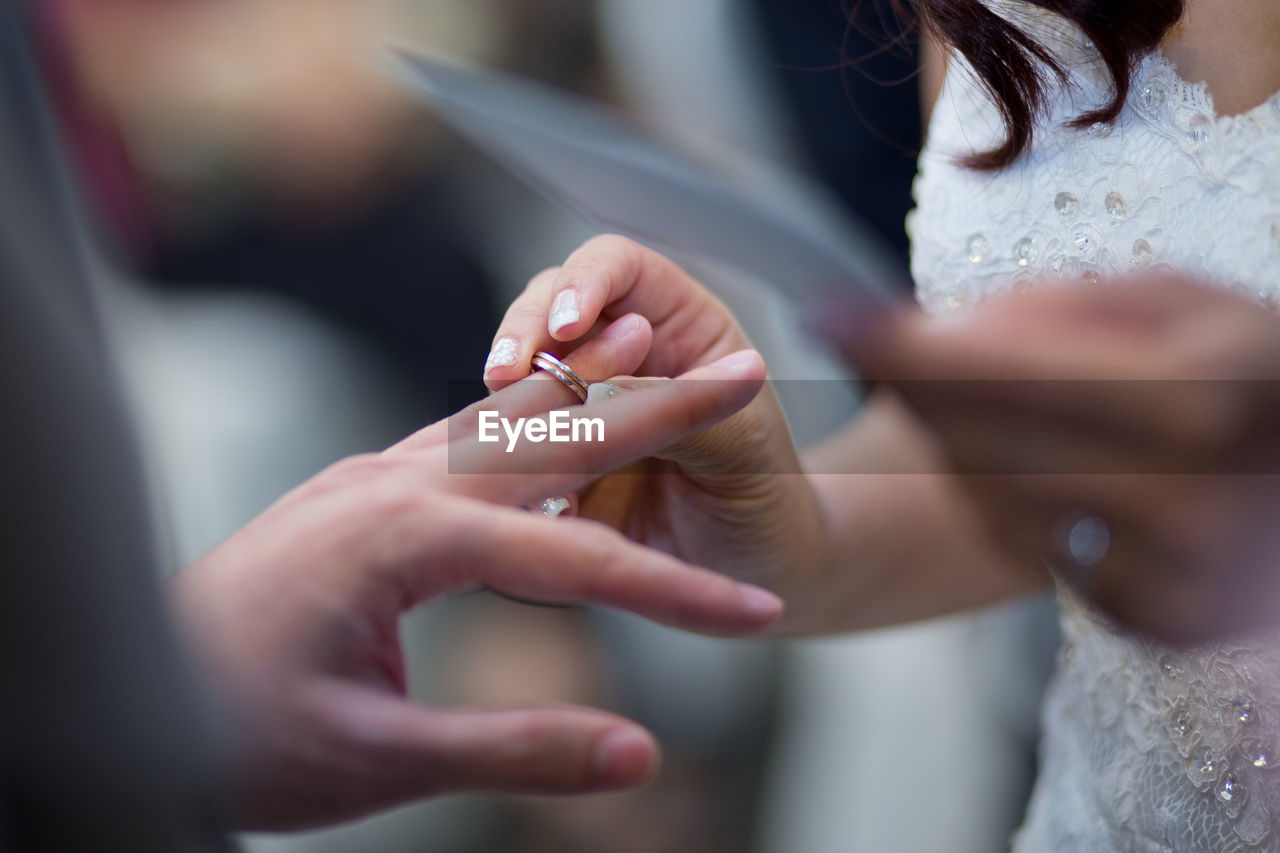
[519, 520, 610, 596]
[509, 298, 553, 327]
[473, 520, 544, 584]
[668, 412, 771, 472]
[319, 452, 392, 488]
[721, 414, 773, 457]
[529, 265, 562, 287]
[511, 712, 559, 749]
[568, 235, 638, 278]
[510, 713, 592, 789]
[722, 409, 774, 451]
[562, 250, 617, 287]
[580, 232, 636, 256]
[273, 452, 390, 509]
[567, 524, 615, 571]
[360, 474, 430, 524]
[325, 454, 440, 520]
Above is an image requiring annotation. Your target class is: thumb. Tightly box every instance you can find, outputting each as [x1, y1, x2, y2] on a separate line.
[243, 682, 661, 829]
[336, 687, 657, 802]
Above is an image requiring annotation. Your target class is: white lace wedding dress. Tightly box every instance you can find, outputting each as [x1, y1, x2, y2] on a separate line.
[907, 8, 1280, 851]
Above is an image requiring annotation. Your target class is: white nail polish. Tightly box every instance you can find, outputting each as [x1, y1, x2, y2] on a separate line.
[549, 290, 581, 334]
[485, 337, 520, 374]
[586, 382, 620, 405]
[539, 496, 571, 519]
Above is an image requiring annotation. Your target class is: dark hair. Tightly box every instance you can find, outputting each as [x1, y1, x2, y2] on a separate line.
[908, 0, 1185, 168]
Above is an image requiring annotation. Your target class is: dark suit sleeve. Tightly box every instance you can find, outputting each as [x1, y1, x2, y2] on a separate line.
[0, 3, 231, 850]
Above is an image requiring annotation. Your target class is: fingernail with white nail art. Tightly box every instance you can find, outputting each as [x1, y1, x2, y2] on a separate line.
[484, 336, 520, 375]
[539, 496, 572, 519]
[549, 290, 581, 335]
[586, 382, 620, 406]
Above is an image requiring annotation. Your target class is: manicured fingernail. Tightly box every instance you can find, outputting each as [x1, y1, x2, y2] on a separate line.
[549, 289, 581, 335]
[599, 313, 642, 339]
[591, 727, 656, 787]
[738, 585, 784, 622]
[585, 381, 620, 406]
[484, 337, 520, 375]
[539, 496, 571, 519]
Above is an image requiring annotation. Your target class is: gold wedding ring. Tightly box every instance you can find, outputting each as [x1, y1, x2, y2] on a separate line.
[531, 351, 589, 403]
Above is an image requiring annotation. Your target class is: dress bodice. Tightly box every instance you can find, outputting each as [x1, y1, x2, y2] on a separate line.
[907, 8, 1280, 850]
[910, 11, 1280, 314]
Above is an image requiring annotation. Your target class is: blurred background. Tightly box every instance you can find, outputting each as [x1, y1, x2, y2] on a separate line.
[38, 0, 1058, 849]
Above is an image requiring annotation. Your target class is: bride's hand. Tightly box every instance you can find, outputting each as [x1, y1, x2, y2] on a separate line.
[483, 234, 827, 590]
[833, 274, 1280, 642]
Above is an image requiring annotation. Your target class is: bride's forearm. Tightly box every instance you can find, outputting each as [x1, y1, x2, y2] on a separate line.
[774, 392, 1049, 635]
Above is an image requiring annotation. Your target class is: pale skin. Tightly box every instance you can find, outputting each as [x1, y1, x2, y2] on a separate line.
[485, 0, 1280, 643]
[1159, 0, 1280, 116]
[170, 315, 785, 830]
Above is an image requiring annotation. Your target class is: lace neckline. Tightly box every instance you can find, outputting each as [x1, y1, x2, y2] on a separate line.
[1113, 48, 1280, 172]
[1141, 48, 1280, 136]
[1016, 2, 1280, 144]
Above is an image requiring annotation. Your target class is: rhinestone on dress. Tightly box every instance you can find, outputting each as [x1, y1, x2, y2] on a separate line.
[1104, 192, 1127, 221]
[1088, 121, 1113, 138]
[1138, 82, 1168, 114]
[1186, 114, 1211, 153]
[1242, 738, 1273, 769]
[1217, 774, 1243, 804]
[1170, 708, 1193, 739]
[1054, 191, 1080, 218]
[1012, 236, 1040, 266]
[1235, 697, 1257, 725]
[966, 233, 990, 264]
[1073, 231, 1092, 253]
[1080, 270, 1100, 286]
[1132, 239, 1155, 268]
[1159, 655, 1183, 679]
[1195, 748, 1219, 777]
